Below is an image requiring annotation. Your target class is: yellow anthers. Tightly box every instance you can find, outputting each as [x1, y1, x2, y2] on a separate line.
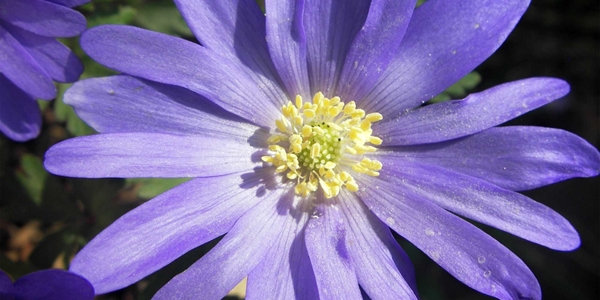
[263, 92, 384, 199]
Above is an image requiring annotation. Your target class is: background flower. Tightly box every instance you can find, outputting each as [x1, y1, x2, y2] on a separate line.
[0, 0, 89, 141]
[42, 0, 600, 299]
[0, 269, 94, 300]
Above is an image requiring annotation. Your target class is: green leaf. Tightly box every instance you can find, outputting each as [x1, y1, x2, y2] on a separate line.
[428, 72, 482, 104]
[126, 178, 191, 199]
[134, 2, 192, 36]
[15, 154, 47, 206]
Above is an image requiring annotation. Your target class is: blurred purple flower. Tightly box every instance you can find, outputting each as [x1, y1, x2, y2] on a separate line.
[45, 0, 600, 299]
[0, 0, 89, 141]
[0, 269, 94, 300]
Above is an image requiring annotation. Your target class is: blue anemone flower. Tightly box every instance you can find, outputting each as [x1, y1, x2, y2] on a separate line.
[45, 0, 600, 299]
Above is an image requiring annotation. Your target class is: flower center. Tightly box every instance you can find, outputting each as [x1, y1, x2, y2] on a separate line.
[262, 92, 383, 198]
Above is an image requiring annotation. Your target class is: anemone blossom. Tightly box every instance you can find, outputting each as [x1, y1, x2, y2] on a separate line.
[44, 0, 600, 299]
[0, 269, 94, 300]
[0, 0, 89, 141]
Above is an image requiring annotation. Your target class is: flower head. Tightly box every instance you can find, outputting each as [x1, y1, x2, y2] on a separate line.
[45, 0, 600, 299]
[0, 269, 94, 300]
[0, 0, 89, 141]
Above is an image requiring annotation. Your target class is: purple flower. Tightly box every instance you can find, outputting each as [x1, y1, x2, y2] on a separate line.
[0, 269, 94, 300]
[44, 0, 600, 299]
[0, 0, 89, 141]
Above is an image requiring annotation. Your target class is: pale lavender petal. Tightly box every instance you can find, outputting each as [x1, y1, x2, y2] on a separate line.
[0, 25, 56, 100]
[153, 186, 288, 300]
[303, 0, 370, 96]
[246, 193, 319, 300]
[65, 76, 259, 137]
[377, 78, 569, 145]
[0, 0, 86, 37]
[339, 190, 418, 299]
[0, 74, 41, 141]
[336, 0, 415, 101]
[43, 0, 91, 8]
[44, 132, 261, 178]
[379, 126, 600, 191]
[361, 0, 530, 114]
[13, 270, 94, 300]
[5, 23, 82, 82]
[70, 170, 275, 294]
[173, 0, 286, 107]
[377, 158, 581, 250]
[357, 173, 541, 299]
[0, 270, 13, 299]
[305, 201, 362, 300]
[80, 25, 280, 127]
[265, 0, 311, 98]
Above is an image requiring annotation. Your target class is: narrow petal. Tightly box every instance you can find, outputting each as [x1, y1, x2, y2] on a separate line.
[377, 78, 569, 145]
[0, 25, 56, 100]
[305, 201, 362, 300]
[339, 190, 418, 299]
[246, 193, 319, 300]
[265, 0, 311, 98]
[70, 170, 275, 294]
[153, 186, 288, 300]
[361, 0, 531, 114]
[13, 270, 94, 300]
[4, 22, 82, 82]
[65, 76, 259, 137]
[0, 270, 13, 299]
[44, 132, 262, 178]
[378, 158, 581, 250]
[0, 0, 86, 37]
[80, 25, 280, 127]
[303, 0, 370, 96]
[357, 173, 541, 299]
[43, 0, 91, 8]
[379, 126, 600, 191]
[336, 0, 416, 101]
[173, 0, 287, 107]
[0, 74, 41, 141]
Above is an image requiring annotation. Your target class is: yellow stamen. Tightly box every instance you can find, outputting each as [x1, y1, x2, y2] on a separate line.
[262, 92, 384, 198]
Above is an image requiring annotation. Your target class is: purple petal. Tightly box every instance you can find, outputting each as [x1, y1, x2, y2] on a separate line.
[377, 78, 570, 145]
[13, 270, 94, 300]
[336, 0, 415, 101]
[44, 132, 261, 178]
[265, 0, 311, 98]
[0, 270, 13, 299]
[303, 0, 370, 96]
[377, 158, 581, 250]
[70, 170, 275, 294]
[0, 74, 41, 141]
[1, 0, 86, 37]
[246, 193, 319, 299]
[0, 25, 56, 100]
[305, 201, 362, 300]
[339, 190, 418, 299]
[80, 25, 280, 128]
[361, 0, 530, 114]
[173, 0, 286, 107]
[65, 75, 259, 136]
[43, 0, 91, 8]
[356, 173, 541, 299]
[4, 22, 82, 82]
[380, 126, 600, 191]
[153, 186, 288, 300]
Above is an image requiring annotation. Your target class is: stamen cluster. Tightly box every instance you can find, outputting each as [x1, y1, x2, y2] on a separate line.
[262, 92, 383, 198]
